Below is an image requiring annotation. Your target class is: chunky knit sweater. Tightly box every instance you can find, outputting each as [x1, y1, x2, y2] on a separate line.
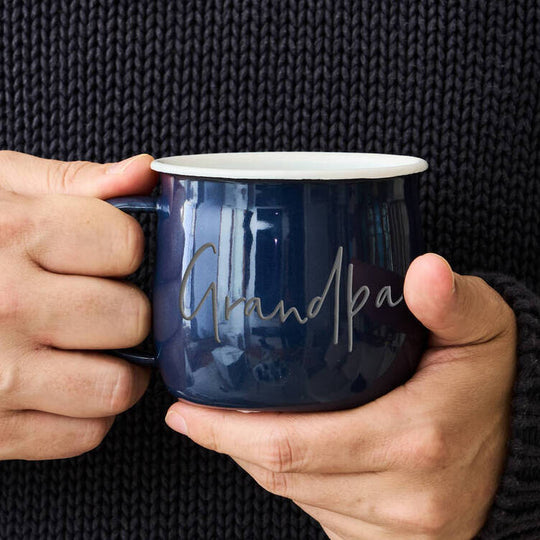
[0, 1, 538, 538]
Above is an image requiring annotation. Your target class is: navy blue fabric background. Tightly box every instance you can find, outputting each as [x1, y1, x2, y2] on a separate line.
[0, 1, 538, 538]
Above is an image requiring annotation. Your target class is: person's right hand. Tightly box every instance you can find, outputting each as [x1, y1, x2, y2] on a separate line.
[0, 150, 156, 460]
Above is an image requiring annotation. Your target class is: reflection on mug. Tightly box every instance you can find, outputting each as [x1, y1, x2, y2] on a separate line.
[152, 172, 426, 410]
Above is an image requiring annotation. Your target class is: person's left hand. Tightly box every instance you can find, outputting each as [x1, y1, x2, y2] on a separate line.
[165, 254, 517, 540]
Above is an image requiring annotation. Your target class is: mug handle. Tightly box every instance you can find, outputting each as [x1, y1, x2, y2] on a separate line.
[106, 196, 159, 367]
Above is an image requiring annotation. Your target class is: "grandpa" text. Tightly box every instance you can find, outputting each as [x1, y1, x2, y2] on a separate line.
[179, 243, 403, 352]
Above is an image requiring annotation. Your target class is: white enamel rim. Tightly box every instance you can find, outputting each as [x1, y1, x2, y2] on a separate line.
[150, 152, 428, 180]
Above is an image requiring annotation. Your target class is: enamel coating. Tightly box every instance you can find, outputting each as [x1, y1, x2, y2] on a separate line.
[115, 170, 427, 411]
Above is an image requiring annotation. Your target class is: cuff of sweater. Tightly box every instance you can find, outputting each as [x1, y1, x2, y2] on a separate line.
[475, 274, 540, 539]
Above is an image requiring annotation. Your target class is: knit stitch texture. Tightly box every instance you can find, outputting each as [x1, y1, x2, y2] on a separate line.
[477, 275, 540, 539]
[0, 1, 538, 538]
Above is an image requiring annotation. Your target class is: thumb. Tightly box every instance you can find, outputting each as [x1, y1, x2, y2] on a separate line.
[404, 253, 515, 347]
[0, 151, 157, 198]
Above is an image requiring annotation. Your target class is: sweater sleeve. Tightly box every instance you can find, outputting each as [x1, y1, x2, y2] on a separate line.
[476, 274, 540, 539]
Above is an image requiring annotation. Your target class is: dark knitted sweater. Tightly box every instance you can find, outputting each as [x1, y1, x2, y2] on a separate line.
[0, 1, 539, 538]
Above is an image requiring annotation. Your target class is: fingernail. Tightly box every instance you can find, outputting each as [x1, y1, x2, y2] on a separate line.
[165, 409, 189, 436]
[433, 253, 456, 294]
[106, 155, 141, 175]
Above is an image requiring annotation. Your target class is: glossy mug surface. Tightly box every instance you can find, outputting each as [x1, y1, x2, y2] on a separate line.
[110, 152, 428, 411]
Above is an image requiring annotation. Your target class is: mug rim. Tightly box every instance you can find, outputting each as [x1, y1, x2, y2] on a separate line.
[150, 152, 428, 180]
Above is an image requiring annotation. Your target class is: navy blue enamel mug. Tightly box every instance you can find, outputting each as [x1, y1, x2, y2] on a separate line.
[109, 152, 428, 411]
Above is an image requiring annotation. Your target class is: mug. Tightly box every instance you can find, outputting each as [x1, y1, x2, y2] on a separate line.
[109, 152, 428, 412]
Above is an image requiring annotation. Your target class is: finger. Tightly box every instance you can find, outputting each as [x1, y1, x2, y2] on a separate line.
[28, 272, 151, 349]
[294, 502, 395, 540]
[2, 349, 150, 417]
[25, 194, 145, 276]
[296, 494, 457, 540]
[0, 410, 115, 460]
[404, 253, 515, 347]
[165, 397, 409, 474]
[233, 457, 388, 528]
[0, 151, 157, 198]
[236, 456, 470, 537]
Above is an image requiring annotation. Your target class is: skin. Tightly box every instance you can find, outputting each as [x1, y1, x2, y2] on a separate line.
[165, 248, 517, 538]
[0, 150, 156, 459]
[0, 151, 516, 537]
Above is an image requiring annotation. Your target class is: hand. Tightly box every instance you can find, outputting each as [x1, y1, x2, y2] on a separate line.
[0, 151, 156, 460]
[165, 254, 517, 539]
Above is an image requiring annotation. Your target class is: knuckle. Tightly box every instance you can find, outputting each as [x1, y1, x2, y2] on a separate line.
[0, 359, 20, 400]
[190, 417, 226, 455]
[78, 418, 113, 454]
[387, 492, 451, 539]
[405, 424, 448, 470]
[0, 279, 22, 324]
[105, 364, 138, 413]
[0, 194, 34, 246]
[49, 160, 90, 193]
[254, 468, 291, 498]
[261, 427, 300, 473]
[202, 422, 222, 453]
[396, 492, 450, 535]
